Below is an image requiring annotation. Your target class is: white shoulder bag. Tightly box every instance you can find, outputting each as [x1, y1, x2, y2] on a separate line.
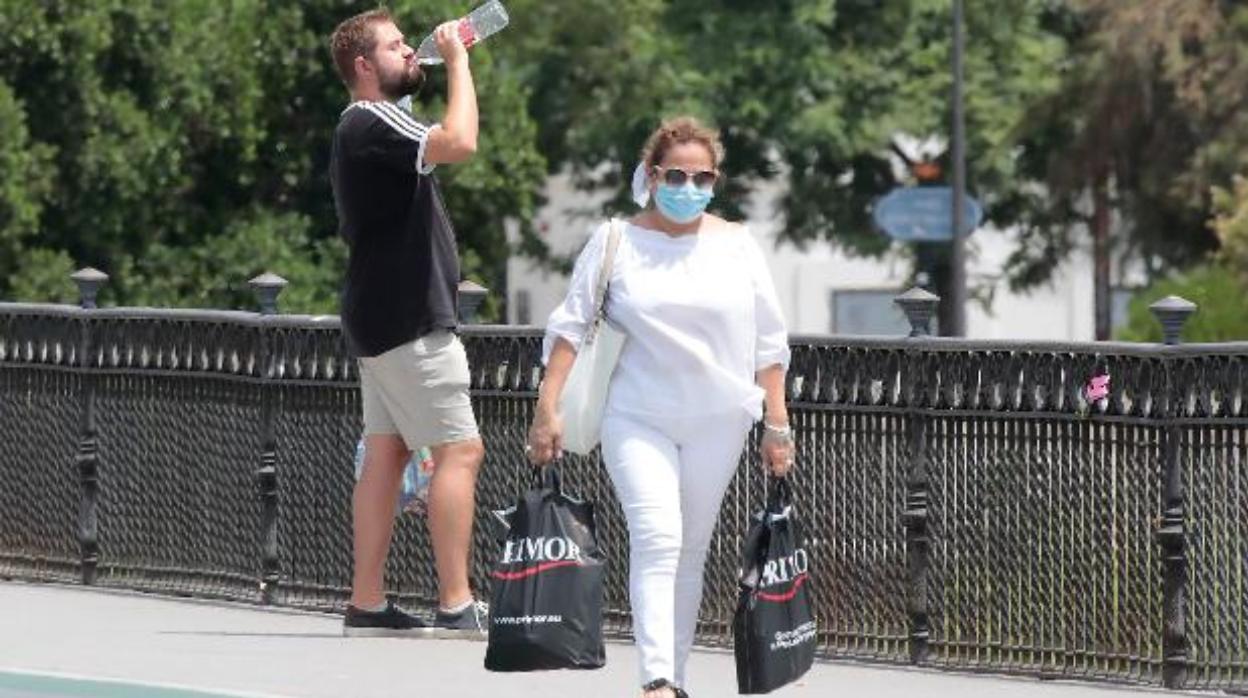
[559, 219, 627, 455]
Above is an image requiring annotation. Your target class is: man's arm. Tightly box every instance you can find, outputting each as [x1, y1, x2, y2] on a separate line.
[423, 22, 478, 165]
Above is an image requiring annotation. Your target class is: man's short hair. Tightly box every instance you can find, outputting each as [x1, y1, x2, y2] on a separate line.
[330, 8, 394, 87]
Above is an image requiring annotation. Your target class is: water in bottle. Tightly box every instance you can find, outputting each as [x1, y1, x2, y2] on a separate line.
[414, 0, 510, 65]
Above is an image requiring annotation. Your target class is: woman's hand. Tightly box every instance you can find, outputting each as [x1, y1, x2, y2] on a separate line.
[760, 423, 794, 477]
[756, 365, 791, 477]
[528, 338, 578, 466]
[526, 404, 564, 466]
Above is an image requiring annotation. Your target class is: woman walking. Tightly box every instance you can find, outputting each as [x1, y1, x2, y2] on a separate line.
[527, 116, 793, 698]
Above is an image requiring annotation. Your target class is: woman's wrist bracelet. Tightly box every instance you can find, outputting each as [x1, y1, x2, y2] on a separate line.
[763, 421, 792, 437]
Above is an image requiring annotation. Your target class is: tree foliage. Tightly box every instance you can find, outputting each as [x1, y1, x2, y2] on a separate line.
[0, 0, 546, 315]
[1116, 263, 1248, 343]
[1212, 173, 1248, 289]
[3, 0, 1247, 326]
[517, 0, 1069, 257]
[1005, 0, 1248, 289]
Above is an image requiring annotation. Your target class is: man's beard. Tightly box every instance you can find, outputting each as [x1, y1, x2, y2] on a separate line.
[379, 63, 424, 101]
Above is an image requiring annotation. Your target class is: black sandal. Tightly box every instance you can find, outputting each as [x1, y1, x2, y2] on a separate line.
[642, 679, 689, 698]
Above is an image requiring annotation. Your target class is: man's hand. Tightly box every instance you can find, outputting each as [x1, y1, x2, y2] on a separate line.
[433, 20, 469, 66]
[423, 18, 477, 165]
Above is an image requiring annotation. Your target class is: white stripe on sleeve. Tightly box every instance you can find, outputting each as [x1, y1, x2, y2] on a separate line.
[371, 102, 431, 140]
[361, 102, 430, 142]
[416, 124, 440, 174]
[375, 101, 431, 136]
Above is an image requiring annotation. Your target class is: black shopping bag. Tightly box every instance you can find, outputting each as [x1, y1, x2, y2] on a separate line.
[733, 477, 817, 694]
[484, 465, 606, 672]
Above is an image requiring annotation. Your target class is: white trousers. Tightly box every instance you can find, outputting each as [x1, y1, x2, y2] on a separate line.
[601, 408, 753, 688]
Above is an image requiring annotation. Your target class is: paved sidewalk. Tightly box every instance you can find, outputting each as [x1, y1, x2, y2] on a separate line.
[0, 583, 1176, 698]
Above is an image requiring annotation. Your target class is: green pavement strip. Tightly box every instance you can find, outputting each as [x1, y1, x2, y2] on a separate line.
[0, 672, 255, 698]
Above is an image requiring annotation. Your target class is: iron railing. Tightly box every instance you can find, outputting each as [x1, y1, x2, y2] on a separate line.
[0, 272, 1245, 692]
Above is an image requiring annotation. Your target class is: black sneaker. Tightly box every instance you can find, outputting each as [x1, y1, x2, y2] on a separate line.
[342, 600, 431, 638]
[430, 599, 489, 639]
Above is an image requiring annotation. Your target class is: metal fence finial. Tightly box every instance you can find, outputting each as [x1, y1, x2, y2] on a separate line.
[248, 273, 288, 315]
[1149, 296, 1197, 346]
[894, 287, 940, 337]
[70, 268, 109, 309]
[458, 280, 488, 324]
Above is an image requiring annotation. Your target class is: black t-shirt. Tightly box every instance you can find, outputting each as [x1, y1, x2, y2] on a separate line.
[329, 100, 459, 357]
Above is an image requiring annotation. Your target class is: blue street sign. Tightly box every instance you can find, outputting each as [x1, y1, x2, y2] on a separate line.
[872, 186, 983, 242]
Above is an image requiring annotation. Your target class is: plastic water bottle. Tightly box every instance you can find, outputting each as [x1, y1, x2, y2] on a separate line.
[353, 440, 435, 517]
[414, 0, 510, 65]
[399, 447, 436, 516]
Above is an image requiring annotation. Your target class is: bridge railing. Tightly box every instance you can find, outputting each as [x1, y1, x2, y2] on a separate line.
[1, 271, 1244, 692]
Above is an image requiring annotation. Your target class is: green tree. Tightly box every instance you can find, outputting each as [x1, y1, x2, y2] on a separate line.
[515, 0, 1068, 243]
[6, 248, 76, 304]
[0, 81, 55, 290]
[1116, 264, 1248, 343]
[509, 0, 1070, 330]
[0, 0, 547, 318]
[9, 0, 1246, 332]
[1213, 174, 1248, 286]
[1005, 0, 1248, 338]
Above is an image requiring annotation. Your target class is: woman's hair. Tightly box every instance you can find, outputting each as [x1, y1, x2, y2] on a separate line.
[639, 116, 725, 170]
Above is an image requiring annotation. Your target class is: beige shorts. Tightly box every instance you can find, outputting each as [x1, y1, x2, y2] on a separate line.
[359, 331, 479, 449]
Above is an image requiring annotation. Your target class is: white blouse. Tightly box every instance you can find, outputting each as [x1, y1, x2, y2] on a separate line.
[543, 220, 790, 420]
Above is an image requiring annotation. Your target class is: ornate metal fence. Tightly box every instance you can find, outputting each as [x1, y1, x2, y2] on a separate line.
[1, 273, 1245, 692]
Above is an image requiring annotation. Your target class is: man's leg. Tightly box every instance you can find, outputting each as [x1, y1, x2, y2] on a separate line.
[427, 437, 484, 609]
[350, 433, 410, 608]
[367, 331, 485, 634]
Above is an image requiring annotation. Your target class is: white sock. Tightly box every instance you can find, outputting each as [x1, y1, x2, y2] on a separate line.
[360, 600, 387, 613]
[439, 597, 473, 615]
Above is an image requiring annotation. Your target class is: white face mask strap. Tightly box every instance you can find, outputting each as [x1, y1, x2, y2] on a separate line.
[630, 162, 651, 208]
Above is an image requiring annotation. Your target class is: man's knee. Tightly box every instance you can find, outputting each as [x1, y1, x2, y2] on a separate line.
[434, 437, 484, 471]
[463, 438, 485, 465]
[362, 434, 410, 474]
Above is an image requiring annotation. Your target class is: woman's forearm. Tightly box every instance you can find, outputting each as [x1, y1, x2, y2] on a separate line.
[537, 337, 578, 415]
[756, 364, 788, 426]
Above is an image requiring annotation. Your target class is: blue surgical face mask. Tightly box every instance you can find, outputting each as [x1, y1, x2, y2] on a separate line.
[654, 184, 713, 224]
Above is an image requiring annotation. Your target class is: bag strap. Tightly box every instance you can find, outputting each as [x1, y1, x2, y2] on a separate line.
[766, 476, 792, 514]
[538, 463, 564, 496]
[583, 219, 623, 346]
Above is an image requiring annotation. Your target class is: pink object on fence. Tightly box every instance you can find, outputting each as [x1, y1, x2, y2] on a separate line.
[1085, 373, 1111, 403]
